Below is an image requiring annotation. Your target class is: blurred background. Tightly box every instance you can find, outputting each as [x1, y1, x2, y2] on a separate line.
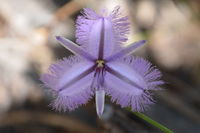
[0, 0, 200, 132]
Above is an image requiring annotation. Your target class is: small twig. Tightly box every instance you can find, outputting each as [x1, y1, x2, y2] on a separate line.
[48, 1, 83, 30]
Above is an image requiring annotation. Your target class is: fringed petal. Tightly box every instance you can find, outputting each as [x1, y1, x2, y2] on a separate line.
[41, 56, 81, 89]
[108, 6, 130, 45]
[52, 71, 95, 111]
[76, 16, 116, 58]
[129, 56, 164, 90]
[75, 8, 100, 47]
[41, 56, 95, 111]
[105, 56, 163, 111]
[75, 6, 130, 58]
[105, 72, 151, 112]
[106, 61, 147, 90]
[88, 18, 118, 59]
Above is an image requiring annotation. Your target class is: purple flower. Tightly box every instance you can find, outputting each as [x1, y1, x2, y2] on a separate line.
[41, 6, 163, 117]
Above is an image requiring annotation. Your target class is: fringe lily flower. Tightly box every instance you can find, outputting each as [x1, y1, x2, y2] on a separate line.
[41, 7, 163, 117]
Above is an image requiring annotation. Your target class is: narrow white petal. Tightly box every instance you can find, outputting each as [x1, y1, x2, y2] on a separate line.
[95, 90, 105, 118]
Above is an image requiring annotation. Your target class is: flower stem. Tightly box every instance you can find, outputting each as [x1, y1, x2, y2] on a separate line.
[129, 110, 174, 133]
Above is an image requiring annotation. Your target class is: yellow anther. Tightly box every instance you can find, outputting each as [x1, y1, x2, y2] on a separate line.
[96, 60, 105, 67]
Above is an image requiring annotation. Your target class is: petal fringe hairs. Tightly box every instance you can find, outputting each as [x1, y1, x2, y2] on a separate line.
[41, 6, 164, 117]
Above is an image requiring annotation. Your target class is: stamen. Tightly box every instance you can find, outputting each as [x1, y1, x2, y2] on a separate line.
[96, 60, 105, 67]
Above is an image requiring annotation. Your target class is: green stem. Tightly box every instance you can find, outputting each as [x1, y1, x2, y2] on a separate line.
[131, 111, 174, 133]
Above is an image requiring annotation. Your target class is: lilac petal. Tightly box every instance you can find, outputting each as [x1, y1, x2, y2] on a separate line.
[76, 8, 100, 46]
[105, 56, 163, 111]
[41, 56, 82, 89]
[105, 61, 147, 110]
[80, 18, 102, 58]
[75, 7, 130, 58]
[80, 8, 101, 20]
[105, 71, 148, 111]
[109, 6, 130, 44]
[56, 36, 95, 61]
[53, 71, 94, 111]
[106, 61, 147, 90]
[105, 40, 146, 62]
[95, 89, 105, 117]
[87, 18, 116, 58]
[98, 18, 105, 59]
[129, 56, 164, 90]
[41, 56, 95, 111]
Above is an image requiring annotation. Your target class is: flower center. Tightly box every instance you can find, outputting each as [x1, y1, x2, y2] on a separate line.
[96, 60, 105, 68]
